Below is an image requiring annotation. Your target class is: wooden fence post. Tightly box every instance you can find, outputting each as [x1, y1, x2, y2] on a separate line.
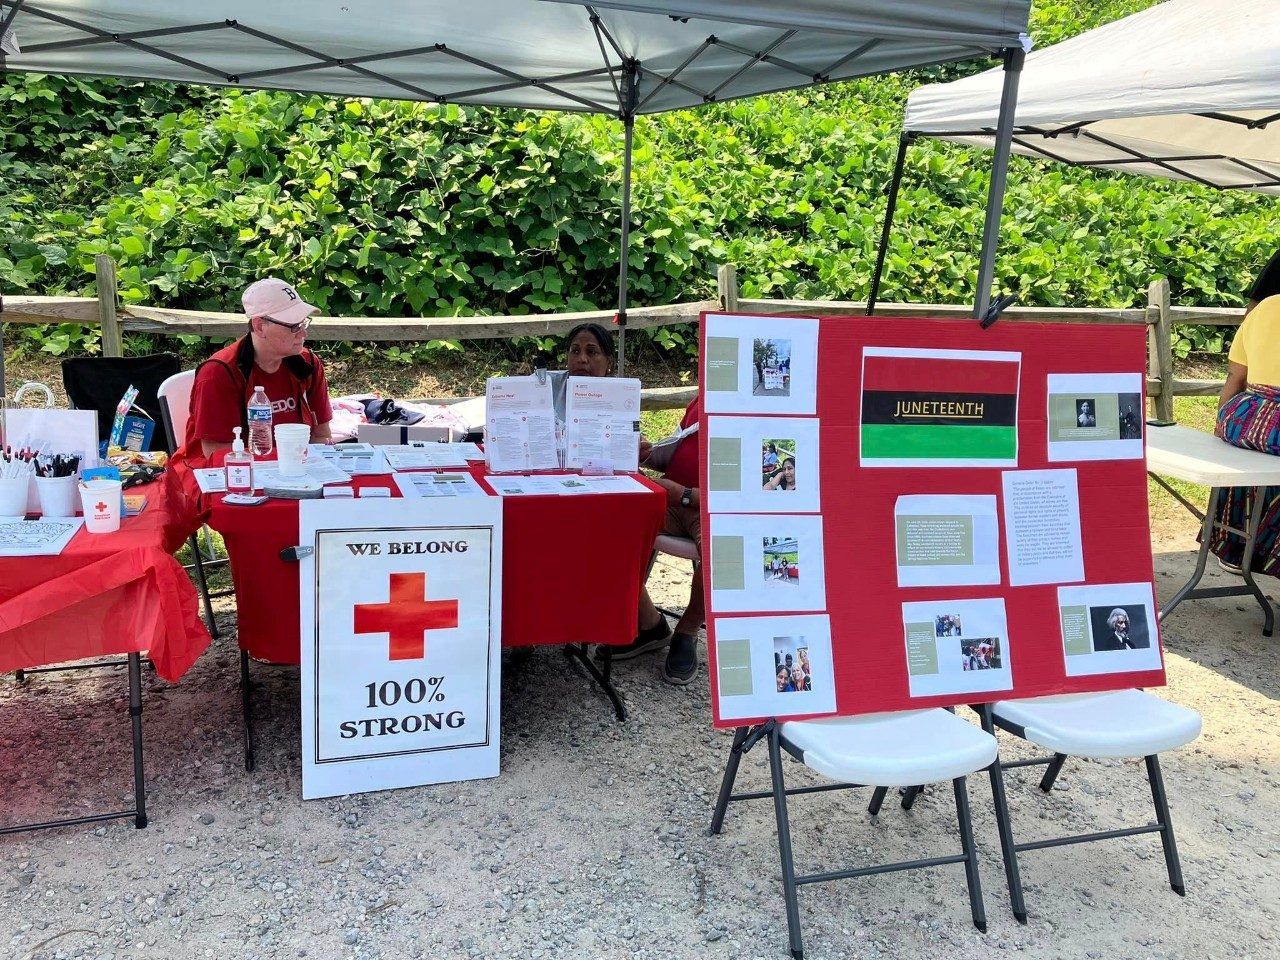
[1148, 277, 1174, 421]
[95, 254, 123, 358]
[717, 264, 739, 313]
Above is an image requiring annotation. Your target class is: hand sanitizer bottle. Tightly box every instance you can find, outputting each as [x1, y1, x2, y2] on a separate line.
[225, 426, 255, 494]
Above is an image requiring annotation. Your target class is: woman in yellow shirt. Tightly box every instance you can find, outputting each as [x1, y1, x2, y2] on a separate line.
[1211, 295, 1280, 571]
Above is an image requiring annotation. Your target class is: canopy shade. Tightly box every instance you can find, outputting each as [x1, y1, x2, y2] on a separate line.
[904, 0, 1280, 195]
[0, 0, 1030, 115]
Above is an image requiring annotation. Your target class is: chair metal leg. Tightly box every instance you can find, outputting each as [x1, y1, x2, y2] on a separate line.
[240, 650, 255, 772]
[128, 653, 148, 829]
[868, 786, 889, 816]
[1145, 755, 1186, 895]
[901, 785, 922, 810]
[564, 644, 627, 721]
[189, 533, 220, 641]
[952, 776, 987, 932]
[978, 706, 1028, 923]
[710, 726, 750, 835]
[767, 726, 804, 960]
[1038, 753, 1067, 792]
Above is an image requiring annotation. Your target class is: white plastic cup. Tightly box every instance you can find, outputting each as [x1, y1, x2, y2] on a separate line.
[0, 476, 28, 516]
[274, 424, 312, 477]
[79, 478, 123, 533]
[36, 474, 79, 518]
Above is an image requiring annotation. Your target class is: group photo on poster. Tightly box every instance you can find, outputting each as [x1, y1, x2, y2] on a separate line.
[703, 313, 819, 416]
[708, 513, 827, 613]
[712, 615, 836, 722]
[901, 597, 1013, 698]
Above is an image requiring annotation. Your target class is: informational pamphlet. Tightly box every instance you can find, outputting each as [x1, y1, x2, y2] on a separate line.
[484, 376, 558, 473]
[393, 471, 489, 499]
[485, 474, 650, 497]
[901, 597, 1013, 697]
[1002, 469, 1085, 586]
[382, 445, 471, 471]
[564, 376, 642, 472]
[193, 467, 228, 494]
[894, 494, 1000, 588]
[310, 444, 393, 476]
[1058, 582, 1162, 676]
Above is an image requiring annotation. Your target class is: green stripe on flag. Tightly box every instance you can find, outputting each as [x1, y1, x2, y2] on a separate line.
[861, 424, 1017, 461]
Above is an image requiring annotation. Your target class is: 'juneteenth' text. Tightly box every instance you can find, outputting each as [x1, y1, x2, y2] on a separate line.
[892, 399, 986, 418]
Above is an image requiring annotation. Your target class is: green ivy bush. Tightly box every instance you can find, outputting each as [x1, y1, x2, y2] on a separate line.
[1, 0, 1271, 364]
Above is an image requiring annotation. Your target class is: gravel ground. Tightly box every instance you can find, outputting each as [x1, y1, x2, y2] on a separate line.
[2, 534, 1277, 960]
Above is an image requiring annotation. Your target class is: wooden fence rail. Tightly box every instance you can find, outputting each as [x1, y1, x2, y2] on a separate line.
[1, 259, 1240, 419]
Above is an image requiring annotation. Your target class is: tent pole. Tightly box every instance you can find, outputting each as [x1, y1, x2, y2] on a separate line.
[867, 132, 913, 316]
[973, 46, 1025, 321]
[615, 59, 639, 377]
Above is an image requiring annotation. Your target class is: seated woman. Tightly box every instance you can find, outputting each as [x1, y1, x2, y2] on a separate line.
[762, 442, 779, 474]
[1210, 294, 1280, 573]
[763, 456, 796, 491]
[548, 321, 616, 419]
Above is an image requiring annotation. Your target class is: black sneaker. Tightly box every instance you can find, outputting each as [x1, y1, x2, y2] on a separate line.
[600, 617, 672, 662]
[662, 633, 699, 686]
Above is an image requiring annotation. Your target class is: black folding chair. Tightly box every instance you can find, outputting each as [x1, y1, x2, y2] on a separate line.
[61, 353, 181, 453]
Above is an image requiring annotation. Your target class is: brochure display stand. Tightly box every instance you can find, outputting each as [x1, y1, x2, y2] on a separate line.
[700, 312, 1163, 726]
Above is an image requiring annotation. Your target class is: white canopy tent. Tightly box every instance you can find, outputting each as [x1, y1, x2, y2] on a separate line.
[0, 1, 1032, 401]
[902, 0, 1280, 195]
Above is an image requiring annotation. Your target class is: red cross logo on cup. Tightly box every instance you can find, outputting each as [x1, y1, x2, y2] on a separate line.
[353, 572, 459, 661]
[95, 501, 108, 513]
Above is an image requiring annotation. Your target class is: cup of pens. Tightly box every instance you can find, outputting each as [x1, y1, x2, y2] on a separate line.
[0, 447, 38, 517]
[34, 453, 82, 518]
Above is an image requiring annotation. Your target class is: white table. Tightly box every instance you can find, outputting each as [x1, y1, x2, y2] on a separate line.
[1146, 424, 1280, 636]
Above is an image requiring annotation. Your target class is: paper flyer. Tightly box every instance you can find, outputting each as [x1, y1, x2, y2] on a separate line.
[708, 513, 827, 613]
[860, 346, 1021, 468]
[1002, 469, 1085, 586]
[901, 597, 1013, 698]
[1058, 582, 1162, 676]
[713, 615, 836, 721]
[1046, 373, 1144, 462]
[894, 494, 1001, 587]
[393, 471, 489, 499]
[706, 415, 821, 514]
[703, 314, 819, 416]
[564, 376, 642, 472]
[484, 376, 558, 473]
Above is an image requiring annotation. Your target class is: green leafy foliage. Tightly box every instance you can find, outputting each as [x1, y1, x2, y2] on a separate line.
[0, 0, 1268, 364]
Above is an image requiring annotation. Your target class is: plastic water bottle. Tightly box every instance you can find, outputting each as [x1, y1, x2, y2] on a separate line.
[247, 386, 273, 456]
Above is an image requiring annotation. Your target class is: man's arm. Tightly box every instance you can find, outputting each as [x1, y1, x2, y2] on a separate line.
[654, 476, 697, 508]
[311, 420, 333, 444]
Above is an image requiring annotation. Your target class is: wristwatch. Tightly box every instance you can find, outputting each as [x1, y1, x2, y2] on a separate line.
[680, 487, 693, 508]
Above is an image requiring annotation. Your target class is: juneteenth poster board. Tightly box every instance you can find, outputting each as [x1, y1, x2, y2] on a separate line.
[699, 312, 1163, 727]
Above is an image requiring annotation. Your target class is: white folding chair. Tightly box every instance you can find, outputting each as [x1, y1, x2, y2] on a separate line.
[978, 690, 1202, 922]
[711, 710, 998, 959]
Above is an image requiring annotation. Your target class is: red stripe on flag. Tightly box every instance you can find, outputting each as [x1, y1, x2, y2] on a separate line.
[862, 355, 1019, 394]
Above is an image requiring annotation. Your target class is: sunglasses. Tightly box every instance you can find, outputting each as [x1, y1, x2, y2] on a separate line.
[260, 314, 312, 333]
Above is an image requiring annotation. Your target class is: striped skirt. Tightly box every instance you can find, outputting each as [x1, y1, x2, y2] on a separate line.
[1207, 384, 1280, 572]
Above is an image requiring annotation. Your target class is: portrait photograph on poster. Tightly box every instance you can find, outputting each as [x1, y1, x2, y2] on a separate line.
[708, 513, 827, 613]
[1046, 373, 1145, 461]
[901, 597, 1013, 698]
[702, 313, 819, 416]
[711, 615, 836, 721]
[894, 494, 1001, 587]
[859, 346, 1022, 468]
[1058, 582, 1162, 676]
[705, 416, 821, 514]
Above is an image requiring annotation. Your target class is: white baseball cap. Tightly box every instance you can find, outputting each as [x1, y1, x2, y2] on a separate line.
[242, 277, 319, 327]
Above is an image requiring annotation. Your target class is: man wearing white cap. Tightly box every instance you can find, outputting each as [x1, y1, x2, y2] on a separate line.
[188, 277, 333, 457]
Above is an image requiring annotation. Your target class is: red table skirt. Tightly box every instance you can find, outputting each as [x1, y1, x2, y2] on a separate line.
[208, 467, 667, 664]
[0, 483, 212, 682]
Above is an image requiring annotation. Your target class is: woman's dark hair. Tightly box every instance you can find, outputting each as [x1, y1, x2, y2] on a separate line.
[564, 322, 615, 361]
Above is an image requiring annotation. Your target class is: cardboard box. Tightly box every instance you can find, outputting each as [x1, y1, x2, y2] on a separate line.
[357, 423, 457, 445]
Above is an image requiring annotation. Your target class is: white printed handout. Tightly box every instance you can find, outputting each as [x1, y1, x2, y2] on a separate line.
[393, 471, 489, 499]
[1057, 582, 1162, 677]
[484, 376, 558, 473]
[703, 314, 819, 415]
[708, 513, 827, 613]
[706, 416, 821, 514]
[0, 517, 83, 557]
[310, 444, 394, 476]
[192, 467, 228, 494]
[901, 598, 1013, 698]
[298, 498, 502, 799]
[894, 494, 1000, 587]
[564, 376, 641, 472]
[382, 444, 471, 471]
[1046, 373, 1144, 462]
[712, 615, 837, 721]
[1001, 469, 1085, 586]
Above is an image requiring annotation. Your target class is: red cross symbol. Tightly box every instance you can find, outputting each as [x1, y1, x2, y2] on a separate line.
[353, 573, 459, 661]
[95, 501, 108, 513]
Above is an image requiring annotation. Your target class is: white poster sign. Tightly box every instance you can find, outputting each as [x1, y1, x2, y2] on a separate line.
[298, 498, 502, 799]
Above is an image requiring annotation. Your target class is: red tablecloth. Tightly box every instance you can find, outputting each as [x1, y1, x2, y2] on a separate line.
[0, 482, 212, 682]
[207, 465, 666, 664]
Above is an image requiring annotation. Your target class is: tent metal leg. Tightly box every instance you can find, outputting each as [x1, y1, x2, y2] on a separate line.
[614, 62, 638, 377]
[973, 45, 1026, 321]
[867, 132, 912, 315]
